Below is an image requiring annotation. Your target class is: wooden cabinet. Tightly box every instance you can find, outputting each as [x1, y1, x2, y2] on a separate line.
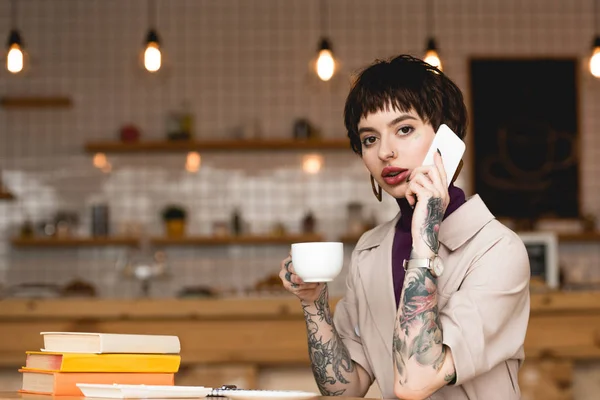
[1, 292, 600, 365]
[1, 292, 599, 395]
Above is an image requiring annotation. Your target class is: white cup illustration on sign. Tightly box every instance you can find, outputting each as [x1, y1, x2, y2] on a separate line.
[291, 242, 344, 282]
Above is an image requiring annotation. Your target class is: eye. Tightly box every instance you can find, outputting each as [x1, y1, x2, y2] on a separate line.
[397, 125, 414, 136]
[361, 136, 378, 147]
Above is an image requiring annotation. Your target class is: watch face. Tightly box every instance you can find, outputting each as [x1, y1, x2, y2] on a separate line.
[432, 257, 444, 277]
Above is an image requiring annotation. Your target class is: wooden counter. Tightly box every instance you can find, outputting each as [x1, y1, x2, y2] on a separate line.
[0, 392, 369, 400]
[0, 291, 599, 367]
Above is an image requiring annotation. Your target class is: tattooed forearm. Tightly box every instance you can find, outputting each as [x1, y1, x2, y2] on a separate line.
[421, 197, 444, 254]
[394, 266, 448, 388]
[393, 331, 408, 384]
[303, 286, 355, 396]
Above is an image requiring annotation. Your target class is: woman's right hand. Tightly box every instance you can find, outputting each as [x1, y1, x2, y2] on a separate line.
[279, 254, 325, 304]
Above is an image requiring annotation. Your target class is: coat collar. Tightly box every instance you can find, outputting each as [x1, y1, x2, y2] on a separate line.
[355, 194, 494, 252]
[354, 194, 495, 359]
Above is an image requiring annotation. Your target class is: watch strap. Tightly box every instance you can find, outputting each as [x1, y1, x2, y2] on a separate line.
[403, 258, 431, 270]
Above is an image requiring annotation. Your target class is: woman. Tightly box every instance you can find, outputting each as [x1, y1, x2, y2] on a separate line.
[279, 55, 530, 400]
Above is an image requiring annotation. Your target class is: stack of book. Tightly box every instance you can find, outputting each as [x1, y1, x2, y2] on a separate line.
[19, 331, 181, 396]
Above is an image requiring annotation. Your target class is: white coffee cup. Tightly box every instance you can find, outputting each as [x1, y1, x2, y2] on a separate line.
[291, 242, 344, 282]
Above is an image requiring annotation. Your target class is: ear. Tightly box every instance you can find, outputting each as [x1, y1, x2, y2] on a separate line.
[451, 159, 464, 184]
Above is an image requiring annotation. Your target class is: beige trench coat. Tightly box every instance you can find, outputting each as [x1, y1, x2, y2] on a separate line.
[333, 195, 531, 399]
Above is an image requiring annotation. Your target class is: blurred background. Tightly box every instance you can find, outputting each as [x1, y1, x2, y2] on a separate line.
[0, 0, 599, 399]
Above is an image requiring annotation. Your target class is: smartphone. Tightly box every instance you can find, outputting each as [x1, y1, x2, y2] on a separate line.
[421, 124, 466, 187]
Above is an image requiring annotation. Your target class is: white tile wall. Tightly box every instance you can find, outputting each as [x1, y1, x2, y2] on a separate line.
[0, 0, 598, 298]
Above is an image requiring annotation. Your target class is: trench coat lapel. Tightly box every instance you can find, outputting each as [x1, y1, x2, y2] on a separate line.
[356, 216, 398, 358]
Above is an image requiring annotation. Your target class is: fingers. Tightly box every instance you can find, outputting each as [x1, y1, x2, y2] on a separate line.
[280, 258, 299, 286]
[412, 173, 438, 196]
[280, 257, 320, 291]
[406, 151, 449, 205]
[409, 163, 443, 191]
[434, 150, 448, 188]
[283, 257, 292, 273]
[405, 179, 425, 207]
[279, 267, 297, 289]
[279, 267, 320, 292]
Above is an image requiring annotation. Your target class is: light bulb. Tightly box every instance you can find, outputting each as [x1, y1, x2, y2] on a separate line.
[424, 37, 443, 72]
[316, 49, 335, 81]
[185, 152, 201, 173]
[590, 45, 600, 78]
[93, 153, 107, 169]
[144, 41, 161, 72]
[302, 154, 323, 174]
[424, 49, 442, 71]
[7, 43, 23, 74]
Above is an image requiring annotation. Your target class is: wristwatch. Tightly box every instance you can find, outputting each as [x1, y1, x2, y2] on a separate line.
[402, 255, 444, 277]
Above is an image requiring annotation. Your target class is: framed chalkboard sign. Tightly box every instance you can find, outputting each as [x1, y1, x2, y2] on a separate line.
[518, 232, 559, 289]
[470, 58, 580, 220]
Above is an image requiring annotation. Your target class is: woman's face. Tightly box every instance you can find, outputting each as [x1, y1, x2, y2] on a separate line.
[358, 106, 435, 199]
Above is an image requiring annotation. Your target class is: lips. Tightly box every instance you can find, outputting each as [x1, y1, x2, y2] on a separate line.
[381, 167, 410, 186]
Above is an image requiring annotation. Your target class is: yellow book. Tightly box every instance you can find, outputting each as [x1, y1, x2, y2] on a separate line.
[24, 351, 180, 373]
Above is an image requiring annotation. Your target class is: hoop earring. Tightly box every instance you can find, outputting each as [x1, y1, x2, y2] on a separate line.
[370, 175, 382, 202]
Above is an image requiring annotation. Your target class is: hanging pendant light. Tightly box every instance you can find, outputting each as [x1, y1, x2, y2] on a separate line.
[590, 37, 600, 78]
[144, 30, 161, 72]
[143, 0, 161, 73]
[6, 0, 25, 74]
[314, 0, 336, 81]
[316, 38, 335, 81]
[424, 38, 442, 71]
[423, 0, 442, 71]
[590, 0, 600, 77]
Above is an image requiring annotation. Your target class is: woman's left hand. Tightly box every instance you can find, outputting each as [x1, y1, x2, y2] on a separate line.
[405, 151, 450, 259]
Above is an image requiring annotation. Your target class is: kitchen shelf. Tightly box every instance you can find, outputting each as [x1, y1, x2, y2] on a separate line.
[1, 96, 72, 109]
[0, 191, 14, 200]
[11, 234, 324, 247]
[151, 233, 324, 246]
[84, 138, 350, 153]
[11, 236, 139, 247]
[339, 233, 365, 243]
[556, 232, 600, 242]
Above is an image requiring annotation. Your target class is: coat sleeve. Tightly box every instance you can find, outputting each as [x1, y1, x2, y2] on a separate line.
[440, 231, 531, 385]
[333, 249, 375, 382]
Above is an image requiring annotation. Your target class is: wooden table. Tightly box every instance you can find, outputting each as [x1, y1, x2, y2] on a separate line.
[0, 392, 371, 400]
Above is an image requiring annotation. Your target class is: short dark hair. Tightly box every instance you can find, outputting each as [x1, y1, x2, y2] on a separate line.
[344, 54, 468, 155]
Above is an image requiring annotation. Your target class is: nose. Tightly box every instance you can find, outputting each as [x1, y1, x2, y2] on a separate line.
[378, 138, 397, 162]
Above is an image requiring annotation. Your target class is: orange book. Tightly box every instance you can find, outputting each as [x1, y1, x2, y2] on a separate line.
[19, 368, 174, 396]
[25, 351, 181, 373]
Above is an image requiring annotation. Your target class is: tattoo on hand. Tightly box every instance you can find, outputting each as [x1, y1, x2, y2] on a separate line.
[421, 197, 444, 254]
[303, 285, 354, 396]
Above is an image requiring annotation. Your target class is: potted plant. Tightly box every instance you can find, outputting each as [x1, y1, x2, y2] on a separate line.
[161, 205, 187, 238]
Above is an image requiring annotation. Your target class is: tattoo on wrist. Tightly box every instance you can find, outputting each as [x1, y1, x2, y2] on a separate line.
[302, 285, 354, 395]
[421, 197, 443, 254]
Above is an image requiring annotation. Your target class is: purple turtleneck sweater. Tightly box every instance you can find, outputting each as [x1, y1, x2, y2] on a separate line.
[392, 184, 466, 308]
